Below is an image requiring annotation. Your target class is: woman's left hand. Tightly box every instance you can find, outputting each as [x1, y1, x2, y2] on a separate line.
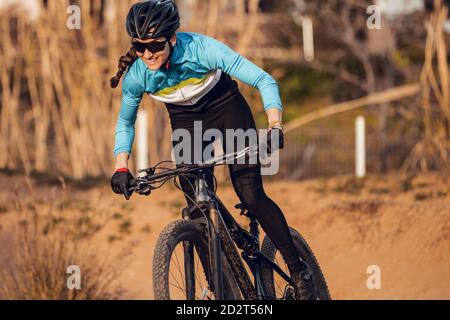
[266, 125, 284, 154]
[265, 108, 284, 154]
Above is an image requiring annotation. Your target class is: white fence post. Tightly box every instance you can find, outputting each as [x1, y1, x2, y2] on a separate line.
[302, 16, 314, 62]
[355, 116, 366, 178]
[136, 110, 148, 175]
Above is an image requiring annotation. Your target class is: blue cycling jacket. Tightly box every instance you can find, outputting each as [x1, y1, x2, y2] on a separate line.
[114, 32, 283, 156]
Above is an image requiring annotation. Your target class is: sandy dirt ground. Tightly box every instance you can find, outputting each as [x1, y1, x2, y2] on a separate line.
[0, 172, 449, 299]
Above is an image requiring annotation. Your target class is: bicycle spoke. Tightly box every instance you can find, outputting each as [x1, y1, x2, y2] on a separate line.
[169, 247, 188, 298]
[168, 241, 214, 300]
[274, 278, 284, 297]
[169, 281, 186, 294]
[169, 269, 184, 293]
[173, 245, 186, 292]
[169, 280, 184, 291]
[194, 247, 213, 299]
[274, 253, 289, 297]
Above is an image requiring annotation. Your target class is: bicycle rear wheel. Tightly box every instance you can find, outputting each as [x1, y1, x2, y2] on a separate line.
[152, 219, 241, 300]
[260, 227, 331, 300]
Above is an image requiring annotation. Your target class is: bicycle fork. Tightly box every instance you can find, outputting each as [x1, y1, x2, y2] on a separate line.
[208, 200, 224, 300]
[194, 172, 224, 299]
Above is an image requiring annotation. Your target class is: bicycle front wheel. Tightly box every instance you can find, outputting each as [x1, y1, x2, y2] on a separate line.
[152, 219, 241, 300]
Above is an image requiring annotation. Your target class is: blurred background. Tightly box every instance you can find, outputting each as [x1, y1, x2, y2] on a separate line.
[0, 0, 449, 300]
[1, 0, 449, 180]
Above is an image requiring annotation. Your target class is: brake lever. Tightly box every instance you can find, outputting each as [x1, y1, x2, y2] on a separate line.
[138, 167, 155, 175]
[129, 177, 154, 196]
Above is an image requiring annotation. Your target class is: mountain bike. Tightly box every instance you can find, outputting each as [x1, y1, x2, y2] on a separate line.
[130, 145, 331, 300]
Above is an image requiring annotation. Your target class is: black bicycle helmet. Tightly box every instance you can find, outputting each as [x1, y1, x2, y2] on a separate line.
[126, 0, 180, 40]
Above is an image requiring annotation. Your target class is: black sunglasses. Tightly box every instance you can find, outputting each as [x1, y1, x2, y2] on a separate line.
[132, 39, 168, 54]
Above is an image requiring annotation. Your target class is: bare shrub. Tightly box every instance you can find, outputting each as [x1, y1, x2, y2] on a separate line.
[0, 188, 131, 300]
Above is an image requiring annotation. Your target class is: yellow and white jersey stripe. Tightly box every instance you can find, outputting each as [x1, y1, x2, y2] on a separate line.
[150, 70, 222, 105]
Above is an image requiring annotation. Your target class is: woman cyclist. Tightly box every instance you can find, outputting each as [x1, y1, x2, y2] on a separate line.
[110, 0, 316, 300]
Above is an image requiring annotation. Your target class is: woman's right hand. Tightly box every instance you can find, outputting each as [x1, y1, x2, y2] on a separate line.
[111, 168, 134, 200]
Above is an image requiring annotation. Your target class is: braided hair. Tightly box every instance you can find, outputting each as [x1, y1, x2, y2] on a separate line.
[110, 47, 138, 89]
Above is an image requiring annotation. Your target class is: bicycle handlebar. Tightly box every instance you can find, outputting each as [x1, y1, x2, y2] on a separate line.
[130, 145, 259, 195]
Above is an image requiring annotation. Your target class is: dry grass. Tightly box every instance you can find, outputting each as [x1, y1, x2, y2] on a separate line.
[405, 1, 450, 172]
[0, 0, 174, 179]
[0, 178, 132, 300]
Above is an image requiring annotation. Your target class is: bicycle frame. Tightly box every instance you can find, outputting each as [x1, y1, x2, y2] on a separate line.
[183, 170, 293, 300]
[131, 145, 294, 300]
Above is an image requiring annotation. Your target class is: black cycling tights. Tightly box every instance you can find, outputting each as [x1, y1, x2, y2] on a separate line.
[165, 75, 303, 275]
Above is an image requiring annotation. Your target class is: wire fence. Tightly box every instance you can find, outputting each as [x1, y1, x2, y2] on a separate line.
[273, 124, 418, 181]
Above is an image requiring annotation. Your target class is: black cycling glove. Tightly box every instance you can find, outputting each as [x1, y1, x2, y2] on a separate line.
[266, 127, 284, 154]
[111, 168, 134, 200]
